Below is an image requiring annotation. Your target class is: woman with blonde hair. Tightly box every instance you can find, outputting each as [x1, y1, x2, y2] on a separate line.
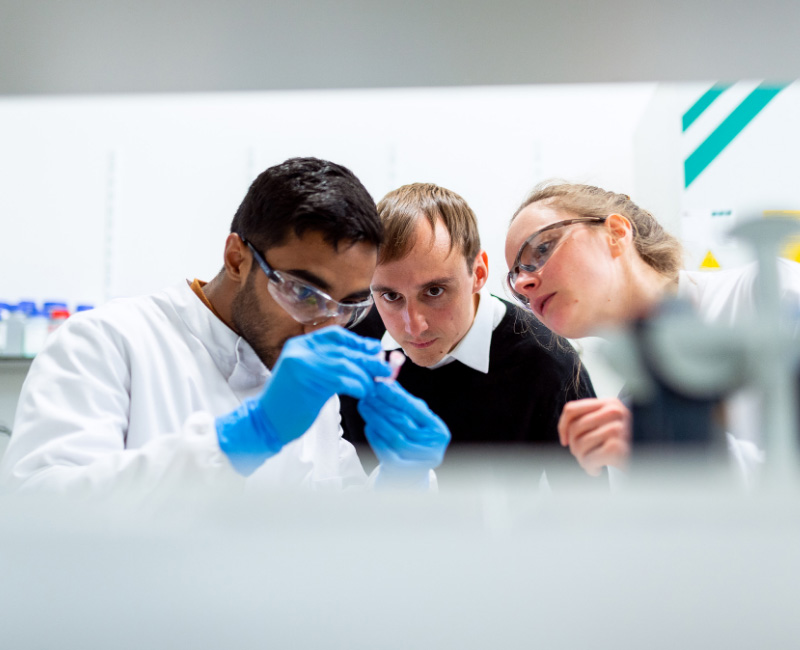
[505, 180, 800, 478]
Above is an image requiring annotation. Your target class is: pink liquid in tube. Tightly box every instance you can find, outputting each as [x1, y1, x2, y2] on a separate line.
[376, 350, 405, 383]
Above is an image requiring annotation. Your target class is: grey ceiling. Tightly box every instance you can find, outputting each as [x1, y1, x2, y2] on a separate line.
[1, 0, 797, 95]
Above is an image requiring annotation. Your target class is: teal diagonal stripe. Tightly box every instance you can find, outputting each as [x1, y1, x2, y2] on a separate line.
[682, 83, 732, 132]
[684, 82, 788, 188]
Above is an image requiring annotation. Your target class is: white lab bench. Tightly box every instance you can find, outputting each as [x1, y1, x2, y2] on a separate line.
[0, 456, 797, 650]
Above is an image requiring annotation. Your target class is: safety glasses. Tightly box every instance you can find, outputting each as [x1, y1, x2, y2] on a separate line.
[506, 217, 607, 307]
[243, 238, 373, 328]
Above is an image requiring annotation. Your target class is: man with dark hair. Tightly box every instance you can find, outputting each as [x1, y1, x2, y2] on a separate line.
[0, 158, 450, 496]
[340, 183, 598, 486]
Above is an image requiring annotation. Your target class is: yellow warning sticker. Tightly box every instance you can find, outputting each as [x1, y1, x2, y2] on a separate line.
[764, 211, 800, 262]
[700, 250, 721, 269]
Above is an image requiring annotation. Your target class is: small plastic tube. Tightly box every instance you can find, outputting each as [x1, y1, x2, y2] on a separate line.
[375, 350, 405, 383]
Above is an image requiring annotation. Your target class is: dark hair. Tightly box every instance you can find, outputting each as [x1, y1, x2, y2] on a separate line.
[376, 183, 481, 273]
[230, 157, 382, 251]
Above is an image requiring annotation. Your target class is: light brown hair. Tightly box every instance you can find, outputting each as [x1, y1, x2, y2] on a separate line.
[513, 180, 684, 280]
[377, 183, 481, 272]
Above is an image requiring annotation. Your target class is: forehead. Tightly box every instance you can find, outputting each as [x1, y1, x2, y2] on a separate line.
[513, 201, 573, 232]
[374, 217, 467, 283]
[267, 229, 377, 289]
[506, 201, 574, 262]
[268, 228, 373, 261]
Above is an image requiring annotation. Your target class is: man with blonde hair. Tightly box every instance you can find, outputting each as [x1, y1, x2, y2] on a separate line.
[2, 160, 451, 496]
[340, 183, 599, 486]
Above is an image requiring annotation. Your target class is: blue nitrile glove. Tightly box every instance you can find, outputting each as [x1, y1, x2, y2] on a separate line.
[217, 326, 391, 476]
[357, 381, 451, 488]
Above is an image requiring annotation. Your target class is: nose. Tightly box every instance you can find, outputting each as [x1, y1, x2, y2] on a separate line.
[513, 268, 541, 303]
[402, 303, 428, 338]
[302, 316, 337, 335]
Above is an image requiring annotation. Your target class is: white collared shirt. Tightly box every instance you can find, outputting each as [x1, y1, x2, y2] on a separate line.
[380, 289, 507, 373]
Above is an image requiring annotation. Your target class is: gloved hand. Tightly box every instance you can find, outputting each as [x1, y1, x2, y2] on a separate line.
[358, 381, 451, 488]
[217, 326, 391, 476]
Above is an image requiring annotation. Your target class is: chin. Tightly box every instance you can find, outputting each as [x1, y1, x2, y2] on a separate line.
[553, 322, 592, 340]
[404, 348, 445, 368]
[541, 312, 582, 340]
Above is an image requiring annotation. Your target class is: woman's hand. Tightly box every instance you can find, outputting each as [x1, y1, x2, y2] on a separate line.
[558, 398, 631, 477]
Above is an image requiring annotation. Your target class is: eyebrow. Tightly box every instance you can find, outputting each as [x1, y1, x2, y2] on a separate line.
[371, 276, 456, 294]
[343, 289, 373, 302]
[286, 269, 371, 302]
[285, 269, 332, 292]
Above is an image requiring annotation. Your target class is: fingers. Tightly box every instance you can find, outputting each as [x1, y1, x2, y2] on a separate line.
[311, 334, 392, 381]
[281, 329, 392, 395]
[570, 403, 630, 443]
[364, 381, 431, 421]
[558, 398, 631, 477]
[572, 426, 631, 476]
[570, 422, 630, 467]
[306, 325, 383, 355]
[558, 398, 630, 446]
[358, 392, 444, 445]
[363, 418, 445, 463]
[363, 383, 450, 444]
[316, 354, 392, 397]
[558, 398, 607, 444]
[322, 371, 374, 400]
[358, 385, 450, 467]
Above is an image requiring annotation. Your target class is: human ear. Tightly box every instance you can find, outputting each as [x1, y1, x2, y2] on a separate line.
[223, 233, 250, 283]
[604, 214, 633, 258]
[472, 250, 489, 292]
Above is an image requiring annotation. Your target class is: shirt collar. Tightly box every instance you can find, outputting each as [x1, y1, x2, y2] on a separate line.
[380, 289, 506, 374]
[167, 279, 269, 391]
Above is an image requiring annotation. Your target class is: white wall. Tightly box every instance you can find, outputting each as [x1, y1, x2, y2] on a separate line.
[2, 79, 798, 414]
[0, 83, 657, 309]
[0, 82, 659, 427]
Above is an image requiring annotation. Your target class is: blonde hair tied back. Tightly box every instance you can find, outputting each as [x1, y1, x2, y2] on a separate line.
[512, 180, 683, 279]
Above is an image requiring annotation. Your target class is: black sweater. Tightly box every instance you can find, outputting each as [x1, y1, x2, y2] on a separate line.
[341, 297, 599, 483]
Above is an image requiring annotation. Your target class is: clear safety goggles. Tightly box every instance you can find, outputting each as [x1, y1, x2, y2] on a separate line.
[505, 216, 607, 307]
[244, 238, 373, 328]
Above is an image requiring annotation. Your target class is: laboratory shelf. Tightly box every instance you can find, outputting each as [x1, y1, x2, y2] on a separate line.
[0, 357, 34, 369]
[0, 356, 33, 366]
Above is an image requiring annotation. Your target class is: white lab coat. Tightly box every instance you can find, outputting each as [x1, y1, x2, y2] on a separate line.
[678, 259, 800, 481]
[0, 281, 368, 497]
[679, 258, 800, 328]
